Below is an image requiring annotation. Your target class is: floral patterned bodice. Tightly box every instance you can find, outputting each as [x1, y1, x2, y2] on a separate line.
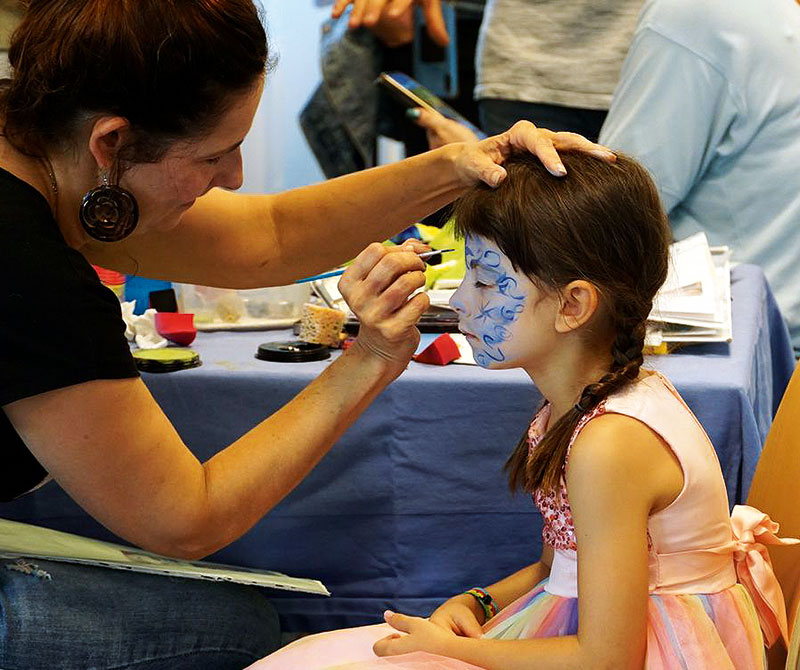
[529, 402, 607, 551]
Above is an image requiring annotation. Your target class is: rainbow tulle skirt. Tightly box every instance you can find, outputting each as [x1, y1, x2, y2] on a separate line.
[247, 580, 765, 669]
[483, 580, 765, 669]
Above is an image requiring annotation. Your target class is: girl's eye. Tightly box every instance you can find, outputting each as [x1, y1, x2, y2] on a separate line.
[205, 156, 223, 165]
[474, 279, 493, 288]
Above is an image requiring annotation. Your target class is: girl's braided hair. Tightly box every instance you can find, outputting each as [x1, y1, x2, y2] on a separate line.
[453, 151, 670, 494]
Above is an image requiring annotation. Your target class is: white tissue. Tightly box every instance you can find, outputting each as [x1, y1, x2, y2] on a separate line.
[120, 302, 168, 350]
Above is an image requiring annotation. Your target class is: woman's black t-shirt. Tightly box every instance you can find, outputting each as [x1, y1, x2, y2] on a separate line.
[0, 167, 139, 501]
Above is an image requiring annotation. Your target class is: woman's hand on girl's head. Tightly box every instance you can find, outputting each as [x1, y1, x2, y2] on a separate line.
[338, 242, 431, 376]
[374, 611, 457, 658]
[448, 121, 618, 189]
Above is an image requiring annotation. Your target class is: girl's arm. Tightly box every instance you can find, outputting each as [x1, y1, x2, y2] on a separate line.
[376, 413, 684, 669]
[87, 127, 614, 288]
[486, 544, 554, 610]
[430, 547, 554, 637]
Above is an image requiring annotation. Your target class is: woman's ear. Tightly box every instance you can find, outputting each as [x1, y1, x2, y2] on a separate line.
[554, 280, 601, 333]
[87, 116, 131, 172]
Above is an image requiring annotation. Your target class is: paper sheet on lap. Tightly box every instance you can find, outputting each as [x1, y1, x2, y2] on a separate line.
[0, 518, 328, 594]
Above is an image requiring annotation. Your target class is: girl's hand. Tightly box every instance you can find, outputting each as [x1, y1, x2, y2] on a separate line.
[448, 121, 617, 189]
[373, 610, 457, 657]
[332, 0, 449, 46]
[338, 241, 431, 377]
[429, 594, 484, 638]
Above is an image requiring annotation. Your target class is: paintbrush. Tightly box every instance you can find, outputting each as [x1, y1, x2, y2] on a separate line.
[295, 249, 456, 284]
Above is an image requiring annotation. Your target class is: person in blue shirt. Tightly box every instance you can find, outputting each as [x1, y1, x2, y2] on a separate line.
[413, 0, 800, 355]
[598, 0, 800, 354]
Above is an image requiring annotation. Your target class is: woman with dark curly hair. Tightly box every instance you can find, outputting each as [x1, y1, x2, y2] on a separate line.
[0, 1, 613, 667]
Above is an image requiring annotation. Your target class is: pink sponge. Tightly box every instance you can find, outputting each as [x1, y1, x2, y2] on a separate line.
[413, 333, 460, 366]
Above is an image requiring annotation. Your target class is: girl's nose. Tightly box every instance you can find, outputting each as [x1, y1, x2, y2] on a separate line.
[449, 282, 467, 315]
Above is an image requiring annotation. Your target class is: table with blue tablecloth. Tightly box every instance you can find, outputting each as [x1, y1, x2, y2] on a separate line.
[2, 264, 795, 632]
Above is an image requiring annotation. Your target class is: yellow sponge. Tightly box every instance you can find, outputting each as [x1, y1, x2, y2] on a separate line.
[298, 303, 347, 347]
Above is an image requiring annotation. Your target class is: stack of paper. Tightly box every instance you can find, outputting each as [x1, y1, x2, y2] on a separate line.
[648, 233, 732, 344]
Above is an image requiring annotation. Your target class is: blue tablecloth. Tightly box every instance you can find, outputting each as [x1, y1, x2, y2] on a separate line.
[2, 264, 795, 632]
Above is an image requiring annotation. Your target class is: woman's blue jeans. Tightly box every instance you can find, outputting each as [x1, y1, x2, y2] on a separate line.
[0, 558, 280, 669]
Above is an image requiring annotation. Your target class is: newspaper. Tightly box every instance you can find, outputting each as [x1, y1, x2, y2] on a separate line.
[649, 233, 732, 343]
[0, 518, 329, 595]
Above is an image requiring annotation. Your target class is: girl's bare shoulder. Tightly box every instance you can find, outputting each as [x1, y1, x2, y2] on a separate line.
[568, 412, 682, 511]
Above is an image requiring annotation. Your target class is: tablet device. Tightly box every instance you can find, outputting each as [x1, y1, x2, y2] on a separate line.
[377, 71, 486, 139]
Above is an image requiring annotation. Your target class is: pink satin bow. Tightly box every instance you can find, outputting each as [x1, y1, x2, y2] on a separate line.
[730, 504, 800, 647]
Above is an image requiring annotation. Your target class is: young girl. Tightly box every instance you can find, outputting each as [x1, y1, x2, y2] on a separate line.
[249, 154, 794, 669]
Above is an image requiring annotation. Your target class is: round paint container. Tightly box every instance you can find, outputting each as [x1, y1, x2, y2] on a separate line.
[255, 341, 330, 363]
[132, 348, 201, 373]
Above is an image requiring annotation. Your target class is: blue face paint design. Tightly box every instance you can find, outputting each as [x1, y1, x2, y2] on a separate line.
[461, 236, 528, 368]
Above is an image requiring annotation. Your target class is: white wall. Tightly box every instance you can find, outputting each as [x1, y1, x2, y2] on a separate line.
[241, 3, 331, 194]
[0, 6, 326, 195]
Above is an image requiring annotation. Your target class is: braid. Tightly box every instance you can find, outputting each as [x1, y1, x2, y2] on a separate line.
[506, 313, 648, 495]
[575, 316, 646, 412]
[611, 318, 646, 379]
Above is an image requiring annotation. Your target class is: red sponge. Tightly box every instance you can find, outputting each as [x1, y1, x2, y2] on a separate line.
[154, 312, 197, 346]
[413, 333, 460, 366]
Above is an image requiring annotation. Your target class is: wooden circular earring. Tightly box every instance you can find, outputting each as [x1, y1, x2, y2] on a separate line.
[80, 172, 139, 242]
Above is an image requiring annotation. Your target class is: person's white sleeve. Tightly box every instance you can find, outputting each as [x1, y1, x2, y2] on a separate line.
[599, 28, 735, 214]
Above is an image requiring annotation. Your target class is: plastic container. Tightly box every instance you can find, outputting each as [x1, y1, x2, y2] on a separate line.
[173, 285, 245, 324]
[125, 276, 173, 315]
[239, 284, 310, 320]
[174, 283, 310, 326]
[92, 265, 126, 301]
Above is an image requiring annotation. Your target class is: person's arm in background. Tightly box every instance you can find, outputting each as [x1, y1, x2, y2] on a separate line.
[408, 107, 482, 149]
[358, 2, 414, 47]
[332, 0, 450, 46]
[598, 25, 736, 215]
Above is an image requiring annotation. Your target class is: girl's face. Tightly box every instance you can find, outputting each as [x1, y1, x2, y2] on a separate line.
[119, 79, 264, 234]
[449, 233, 558, 370]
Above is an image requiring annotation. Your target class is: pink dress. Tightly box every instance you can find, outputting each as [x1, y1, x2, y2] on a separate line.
[248, 372, 793, 670]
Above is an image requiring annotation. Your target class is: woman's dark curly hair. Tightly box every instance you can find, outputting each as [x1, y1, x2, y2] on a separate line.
[0, 0, 271, 166]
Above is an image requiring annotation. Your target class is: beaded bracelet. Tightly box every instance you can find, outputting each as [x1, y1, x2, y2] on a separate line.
[463, 587, 499, 621]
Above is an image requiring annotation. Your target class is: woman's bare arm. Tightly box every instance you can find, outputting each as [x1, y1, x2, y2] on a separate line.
[87, 127, 614, 288]
[4, 244, 430, 559]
